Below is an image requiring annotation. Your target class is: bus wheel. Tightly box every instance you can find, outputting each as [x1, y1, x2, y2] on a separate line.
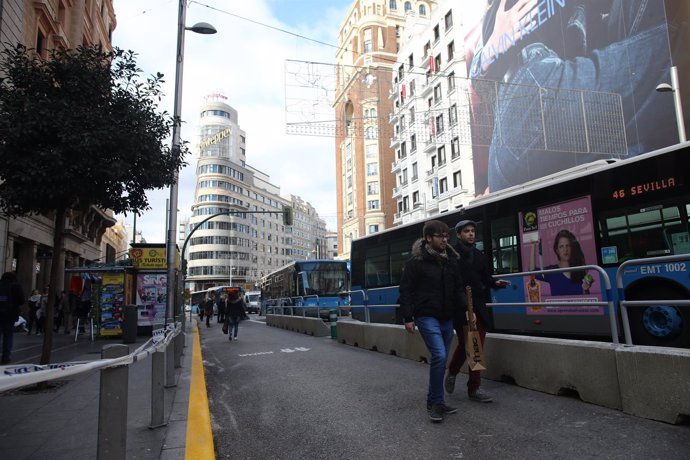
[627, 289, 689, 348]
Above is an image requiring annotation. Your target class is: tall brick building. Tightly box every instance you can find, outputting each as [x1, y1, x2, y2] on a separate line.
[334, 0, 436, 259]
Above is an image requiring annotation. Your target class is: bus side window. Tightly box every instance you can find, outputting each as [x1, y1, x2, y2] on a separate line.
[490, 215, 519, 274]
[602, 205, 686, 260]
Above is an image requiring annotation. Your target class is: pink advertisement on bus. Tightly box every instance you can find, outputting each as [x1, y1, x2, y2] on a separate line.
[518, 196, 602, 315]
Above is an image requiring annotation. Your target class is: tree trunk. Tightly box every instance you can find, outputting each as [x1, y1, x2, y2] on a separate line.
[40, 207, 66, 365]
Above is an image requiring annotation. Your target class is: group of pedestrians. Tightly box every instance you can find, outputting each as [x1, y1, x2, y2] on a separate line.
[199, 290, 247, 341]
[399, 218, 509, 423]
[25, 287, 73, 335]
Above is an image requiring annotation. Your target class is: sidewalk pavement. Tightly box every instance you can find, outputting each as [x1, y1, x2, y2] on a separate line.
[0, 319, 195, 460]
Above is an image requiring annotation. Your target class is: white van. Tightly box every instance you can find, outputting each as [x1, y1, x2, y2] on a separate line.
[244, 291, 261, 314]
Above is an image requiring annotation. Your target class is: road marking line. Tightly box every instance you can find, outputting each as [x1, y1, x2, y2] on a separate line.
[185, 322, 215, 460]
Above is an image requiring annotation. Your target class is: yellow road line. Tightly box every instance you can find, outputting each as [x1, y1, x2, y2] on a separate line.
[185, 322, 215, 459]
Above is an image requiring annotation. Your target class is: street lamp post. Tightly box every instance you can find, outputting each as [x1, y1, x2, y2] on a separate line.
[656, 66, 686, 143]
[166, 0, 216, 323]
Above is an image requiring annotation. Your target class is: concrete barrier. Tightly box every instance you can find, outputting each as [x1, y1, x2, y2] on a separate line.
[266, 314, 330, 337]
[275, 316, 690, 424]
[615, 345, 690, 424]
[482, 334, 622, 410]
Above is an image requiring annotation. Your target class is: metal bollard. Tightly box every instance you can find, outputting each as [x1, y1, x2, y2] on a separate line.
[97, 344, 130, 460]
[174, 316, 182, 368]
[165, 328, 176, 388]
[329, 308, 337, 339]
[149, 326, 166, 429]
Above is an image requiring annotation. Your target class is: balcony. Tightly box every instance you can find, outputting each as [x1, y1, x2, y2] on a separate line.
[390, 134, 401, 148]
[424, 139, 437, 152]
[391, 159, 402, 173]
[389, 111, 399, 124]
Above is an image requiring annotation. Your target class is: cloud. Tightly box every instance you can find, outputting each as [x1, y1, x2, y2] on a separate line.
[113, 0, 348, 242]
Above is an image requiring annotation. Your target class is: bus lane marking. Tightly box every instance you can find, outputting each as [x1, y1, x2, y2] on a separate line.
[237, 348, 310, 357]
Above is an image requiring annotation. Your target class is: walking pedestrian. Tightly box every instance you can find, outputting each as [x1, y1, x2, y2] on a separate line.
[26, 289, 40, 335]
[399, 220, 466, 423]
[445, 219, 510, 403]
[0, 272, 26, 365]
[36, 286, 49, 335]
[217, 294, 227, 324]
[225, 290, 246, 341]
[204, 292, 214, 328]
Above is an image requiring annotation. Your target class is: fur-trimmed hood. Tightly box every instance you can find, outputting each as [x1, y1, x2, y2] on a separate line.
[410, 238, 460, 260]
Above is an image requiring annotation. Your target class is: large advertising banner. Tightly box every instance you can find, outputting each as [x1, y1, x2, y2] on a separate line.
[463, 0, 686, 194]
[136, 273, 167, 327]
[518, 196, 602, 315]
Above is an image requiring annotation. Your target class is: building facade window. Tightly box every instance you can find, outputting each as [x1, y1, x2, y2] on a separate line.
[367, 182, 379, 195]
[439, 177, 448, 194]
[390, 0, 397, 10]
[435, 114, 444, 134]
[369, 224, 379, 234]
[451, 137, 460, 159]
[453, 170, 462, 188]
[438, 146, 446, 166]
[433, 84, 442, 104]
[410, 134, 417, 152]
[367, 163, 379, 176]
[367, 200, 380, 210]
[445, 10, 453, 31]
[447, 41, 455, 61]
[449, 104, 458, 126]
[364, 28, 372, 53]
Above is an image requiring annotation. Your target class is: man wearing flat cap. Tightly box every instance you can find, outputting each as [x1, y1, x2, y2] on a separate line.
[446, 219, 510, 403]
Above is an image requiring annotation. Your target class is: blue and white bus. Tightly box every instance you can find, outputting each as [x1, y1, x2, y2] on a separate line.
[350, 142, 690, 348]
[258, 260, 350, 319]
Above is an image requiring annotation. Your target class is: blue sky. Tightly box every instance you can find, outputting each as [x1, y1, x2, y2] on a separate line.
[113, 0, 353, 243]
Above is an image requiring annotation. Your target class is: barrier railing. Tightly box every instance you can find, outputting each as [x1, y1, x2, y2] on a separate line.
[0, 319, 186, 459]
[615, 254, 690, 345]
[344, 266, 619, 343]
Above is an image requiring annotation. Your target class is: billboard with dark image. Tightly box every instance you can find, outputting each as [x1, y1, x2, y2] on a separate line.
[464, 0, 689, 194]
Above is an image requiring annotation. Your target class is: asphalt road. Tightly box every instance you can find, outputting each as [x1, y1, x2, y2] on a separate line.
[199, 317, 689, 460]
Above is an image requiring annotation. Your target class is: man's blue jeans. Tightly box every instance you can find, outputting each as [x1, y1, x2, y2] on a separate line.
[415, 316, 454, 406]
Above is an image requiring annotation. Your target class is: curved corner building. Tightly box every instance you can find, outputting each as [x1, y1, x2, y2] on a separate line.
[187, 94, 255, 290]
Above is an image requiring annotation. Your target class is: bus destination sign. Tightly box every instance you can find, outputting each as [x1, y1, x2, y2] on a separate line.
[612, 177, 677, 200]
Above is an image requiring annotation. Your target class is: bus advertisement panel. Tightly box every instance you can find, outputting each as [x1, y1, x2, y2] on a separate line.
[462, 0, 688, 194]
[518, 196, 602, 315]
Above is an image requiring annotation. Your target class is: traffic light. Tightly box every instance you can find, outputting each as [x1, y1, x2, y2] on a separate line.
[283, 206, 294, 226]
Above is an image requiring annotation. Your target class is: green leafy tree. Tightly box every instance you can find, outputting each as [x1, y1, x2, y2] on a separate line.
[0, 44, 187, 364]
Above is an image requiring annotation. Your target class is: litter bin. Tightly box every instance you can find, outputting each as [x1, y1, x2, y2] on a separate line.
[122, 304, 138, 343]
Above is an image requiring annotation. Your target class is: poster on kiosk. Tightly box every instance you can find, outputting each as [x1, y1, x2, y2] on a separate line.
[129, 244, 179, 328]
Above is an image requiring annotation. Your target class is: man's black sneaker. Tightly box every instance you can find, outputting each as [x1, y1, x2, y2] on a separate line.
[427, 402, 458, 414]
[469, 389, 493, 403]
[444, 373, 456, 394]
[428, 404, 444, 422]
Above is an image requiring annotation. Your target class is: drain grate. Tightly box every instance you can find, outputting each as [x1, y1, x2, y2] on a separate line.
[2, 380, 71, 395]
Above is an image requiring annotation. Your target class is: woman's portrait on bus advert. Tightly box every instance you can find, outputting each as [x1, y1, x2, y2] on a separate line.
[520, 196, 601, 312]
[539, 230, 593, 296]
